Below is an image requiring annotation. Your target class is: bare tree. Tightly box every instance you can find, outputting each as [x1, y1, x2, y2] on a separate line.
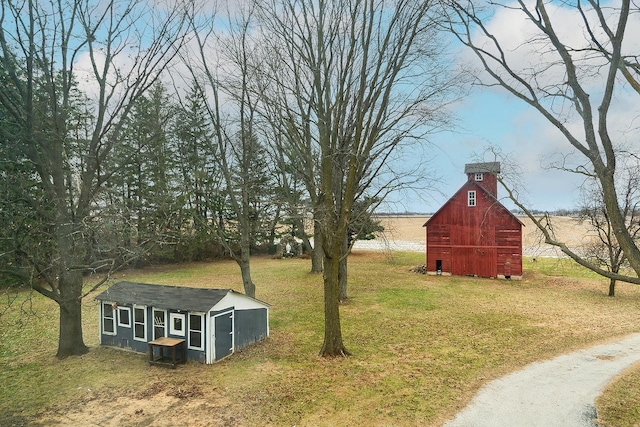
[180, 1, 277, 298]
[0, 0, 186, 357]
[255, 70, 326, 273]
[578, 159, 640, 295]
[258, 0, 457, 356]
[446, 0, 640, 282]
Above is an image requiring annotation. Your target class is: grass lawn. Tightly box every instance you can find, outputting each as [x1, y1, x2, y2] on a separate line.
[1, 252, 640, 426]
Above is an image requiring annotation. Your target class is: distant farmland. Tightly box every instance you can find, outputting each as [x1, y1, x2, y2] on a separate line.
[357, 215, 595, 258]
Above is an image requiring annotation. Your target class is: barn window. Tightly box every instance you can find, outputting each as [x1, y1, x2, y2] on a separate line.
[170, 312, 186, 336]
[188, 313, 205, 351]
[475, 172, 483, 181]
[118, 306, 131, 328]
[133, 305, 147, 342]
[102, 303, 116, 335]
[468, 191, 476, 207]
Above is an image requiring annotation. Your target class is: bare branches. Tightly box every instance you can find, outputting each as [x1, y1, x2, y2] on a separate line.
[446, 0, 640, 278]
[255, 0, 460, 356]
[0, 0, 190, 356]
[498, 174, 640, 285]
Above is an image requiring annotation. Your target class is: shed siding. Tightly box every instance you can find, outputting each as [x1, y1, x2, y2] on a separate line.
[99, 302, 146, 353]
[235, 308, 269, 350]
[96, 283, 270, 364]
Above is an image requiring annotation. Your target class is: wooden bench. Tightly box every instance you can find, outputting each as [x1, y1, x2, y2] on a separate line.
[148, 337, 186, 369]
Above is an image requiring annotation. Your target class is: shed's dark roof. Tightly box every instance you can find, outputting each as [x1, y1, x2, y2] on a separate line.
[464, 162, 501, 174]
[95, 281, 230, 312]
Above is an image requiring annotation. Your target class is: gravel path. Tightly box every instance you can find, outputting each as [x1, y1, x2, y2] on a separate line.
[443, 333, 640, 427]
[353, 230, 638, 426]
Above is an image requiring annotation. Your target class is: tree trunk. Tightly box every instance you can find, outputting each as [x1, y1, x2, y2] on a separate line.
[56, 273, 89, 358]
[267, 205, 282, 248]
[291, 215, 321, 272]
[238, 201, 256, 297]
[319, 253, 350, 357]
[600, 176, 640, 276]
[311, 225, 324, 273]
[54, 191, 90, 358]
[239, 256, 256, 298]
[609, 279, 616, 297]
[338, 235, 348, 302]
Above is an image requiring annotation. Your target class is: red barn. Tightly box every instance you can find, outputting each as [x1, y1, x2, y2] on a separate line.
[423, 162, 523, 279]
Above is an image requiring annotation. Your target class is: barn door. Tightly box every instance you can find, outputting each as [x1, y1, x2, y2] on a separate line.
[474, 248, 498, 278]
[212, 310, 234, 361]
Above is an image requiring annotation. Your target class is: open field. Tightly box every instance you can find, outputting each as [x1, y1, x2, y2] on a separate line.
[2, 249, 640, 426]
[362, 215, 596, 258]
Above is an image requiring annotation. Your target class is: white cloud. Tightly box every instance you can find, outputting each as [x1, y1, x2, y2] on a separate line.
[440, 0, 640, 212]
[475, 0, 640, 88]
[73, 50, 107, 101]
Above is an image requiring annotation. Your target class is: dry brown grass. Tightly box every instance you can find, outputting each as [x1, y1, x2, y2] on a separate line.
[2, 251, 639, 426]
[597, 361, 640, 426]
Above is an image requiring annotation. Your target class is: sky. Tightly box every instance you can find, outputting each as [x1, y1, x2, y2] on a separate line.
[381, 94, 587, 214]
[381, 0, 640, 215]
[405, 91, 588, 214]
[65, 0, 639, 216]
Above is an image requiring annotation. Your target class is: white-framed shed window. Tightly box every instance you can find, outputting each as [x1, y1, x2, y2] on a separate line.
[118, 306, 131, 328]
[170, 312, 186, 336]
[474, 172, 483, 181]
[188, 313, 205, 351]
[133, 305, 147, 342]
[102, 302, 116, 335]
[468, 190, 476, 207]
[153, 309, 167, 340]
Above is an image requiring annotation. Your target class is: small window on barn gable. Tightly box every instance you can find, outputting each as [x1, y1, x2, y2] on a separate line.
[468, 190, 476, 207]
[170, 312, 186, 336]
[102, 302, 116, 335]
[475, 172, 483, 181]
[118, 306, 131, 328]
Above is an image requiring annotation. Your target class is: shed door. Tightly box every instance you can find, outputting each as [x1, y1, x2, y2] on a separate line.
[212, 310, 234, 361]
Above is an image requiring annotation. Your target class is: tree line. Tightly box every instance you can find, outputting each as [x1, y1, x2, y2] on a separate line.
[1, 0, 456, 358]
[1, 0, 639, 358]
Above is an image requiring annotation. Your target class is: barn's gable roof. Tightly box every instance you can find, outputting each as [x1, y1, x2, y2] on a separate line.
[423, 180, 523, 227]
[95, 281, 260, 313]
[464, 162, 501, 175]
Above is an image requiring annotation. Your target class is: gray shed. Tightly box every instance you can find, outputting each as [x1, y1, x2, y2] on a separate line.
[95, 281, 269, 364]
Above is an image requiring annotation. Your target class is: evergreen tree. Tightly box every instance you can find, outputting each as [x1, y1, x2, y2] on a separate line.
[108, 83, 182, 263]
[173, 83, 223, 259]
[0, 0, 187, 357]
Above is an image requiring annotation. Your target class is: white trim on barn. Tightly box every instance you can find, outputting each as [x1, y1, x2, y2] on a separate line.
[209, 309, 234, 364]
[152, 308, 167, 340]
[118, 306, 132, 328]
[169, 312, 186, 336]
[213, 292, 270, 311]
[101, 302, 117, 336]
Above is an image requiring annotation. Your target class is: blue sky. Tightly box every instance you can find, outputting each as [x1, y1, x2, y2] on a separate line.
[382, 88, 588, 214]
[66, 0, 637, 216]
[382, 0, 640, 215]
[427, 91, 585, 214]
